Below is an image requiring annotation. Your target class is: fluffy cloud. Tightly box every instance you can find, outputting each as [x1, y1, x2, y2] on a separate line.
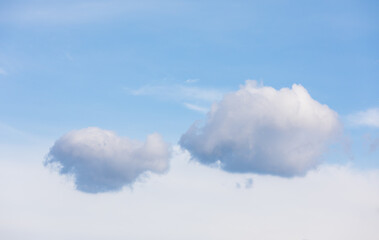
[180, 81, 341, 177]
[45, 127, 170, 193]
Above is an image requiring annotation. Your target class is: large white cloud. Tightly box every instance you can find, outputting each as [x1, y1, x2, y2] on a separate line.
[45, 127, 170, 193]
[180, 81, 341, 177]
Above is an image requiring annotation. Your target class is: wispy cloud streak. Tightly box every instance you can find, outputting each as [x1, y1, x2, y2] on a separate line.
[127, 84, 224, 113]
[183, 103, 208, 113]
[348, 108, 379, 128]
[129, 84, 224, 102]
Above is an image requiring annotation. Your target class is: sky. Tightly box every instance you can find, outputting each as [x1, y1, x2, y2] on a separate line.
[0, 0, 378, 239]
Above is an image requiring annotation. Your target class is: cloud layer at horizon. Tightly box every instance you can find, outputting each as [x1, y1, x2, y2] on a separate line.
[2, 147, 379, 240]
[180, 80, 341, 177]
[45, 127, 170, 193]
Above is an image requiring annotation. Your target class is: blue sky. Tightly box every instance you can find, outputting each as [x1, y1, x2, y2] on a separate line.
[0, 0, 378, 239]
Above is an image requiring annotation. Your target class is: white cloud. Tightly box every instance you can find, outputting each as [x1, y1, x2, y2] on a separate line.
[129, 84, 224, 103]
[45, 127, 170, 193]
[1, 147, 379, 240]
[180, 80, 341, 177]
[183, 103, 208, 113]
[348, 108, 379, 128]
[128, 84, 225, 113]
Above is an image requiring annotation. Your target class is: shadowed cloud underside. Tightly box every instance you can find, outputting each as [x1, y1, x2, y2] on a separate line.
[45, 127, 170, 193]
[180, 81, 341, 177]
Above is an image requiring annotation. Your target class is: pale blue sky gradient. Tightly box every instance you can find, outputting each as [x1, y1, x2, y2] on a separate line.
[0, 1, 378, 166]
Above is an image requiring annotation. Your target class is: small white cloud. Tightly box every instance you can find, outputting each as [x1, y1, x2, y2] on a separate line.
[348, 108, 379, 128]
[180, 80, 341, 177]
[45, 127, 171, 193]
[129, 84, 224, 103]
[183, 103, 208, 113]
[127, 83, 225, 114]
